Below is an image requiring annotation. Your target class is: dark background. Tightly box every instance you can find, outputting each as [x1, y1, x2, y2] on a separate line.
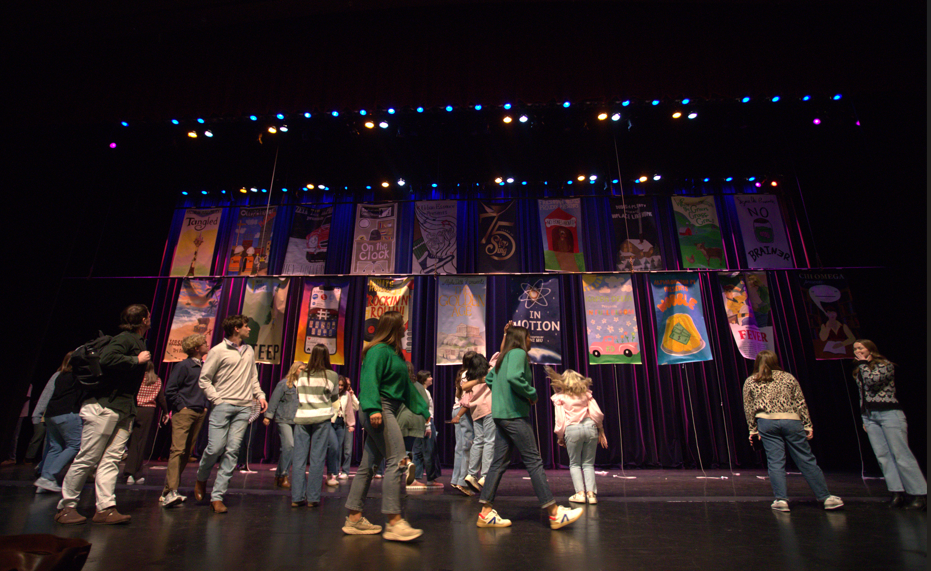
[6, 1, 926, 470]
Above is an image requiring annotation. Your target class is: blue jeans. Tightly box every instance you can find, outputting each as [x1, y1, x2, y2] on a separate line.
[341, 424, 354, 474]
[757, 418, 831, 501]
[276, 423, 294, 478]
[451, 408, 473, 486]
[413, 421, 440, 481]
[469, 414, 496, 478]
[197, 403, 251, 502]
[479, 417, 555, 509]
[41, 413, 83, 483]
[565, 419, 598, 494]
[291, 422, 333, 503]
[333, 419, 347, 474]
[863, 410, 927, 495]
[326, 420, 341, 476]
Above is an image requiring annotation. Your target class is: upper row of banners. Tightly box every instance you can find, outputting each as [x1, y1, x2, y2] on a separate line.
[168, 195, 796, 277]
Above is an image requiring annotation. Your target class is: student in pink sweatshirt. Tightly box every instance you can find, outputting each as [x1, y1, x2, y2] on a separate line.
[546, 367, 607, 504]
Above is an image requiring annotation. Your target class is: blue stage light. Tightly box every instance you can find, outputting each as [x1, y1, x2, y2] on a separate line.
[725, 177, 733, 182]
[417, 107, 424, 113]
[281, 188, 288, 192]
[366, 186, 372, 189]
[771, 96, 780, 102]
[181, 191, 188, 195]
[833, 94, 842, 100]
[197, 118, 205, 124]
[741, 97, 750, 103]
[567, 180, 573, 184]
[563, 101, 570, 108]
[622, 100, 630, 106]
[652, 100, 660, 106]
[612, 179, 619, 184]
[121, 121, 128, 127]
[522, 181, 527, 185]
[249, 115, 257, 121]
[475, 105, 482, 110]
[388, 108, 396, 114]
[748, 177, 755, 182]
[681, 99, 690, 105]
[201, 190, 208, 195]
[261, 188, 267, 193]
[221, 190, 226, 194]
[703, 178, 710, 182]
[802, 96, 810, 101]
[276, 114, 284, 120]
[432, 183, 438, 188]
[360, 110, 367, 116]
[171, 119, 180, 125]
[446, 105, 453, 112]
[504, 103, 512, 110]
[331, 111, 339, 117]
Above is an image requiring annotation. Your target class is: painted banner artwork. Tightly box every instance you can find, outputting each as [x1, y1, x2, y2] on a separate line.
[169, 208, 222, 276]
[351, 203, 397, 274]
[507, 275, 562, 364]
[282, 206, 332, 275]
[413, 200, 457, 275]
[164, 279, 222, 362]
[295, 279, 349, 364]
[582, 274, 641, 365]
[797, 272, 860, 360]
[671, 196, 726, 270]
[226, 206, 278, 276]
[718, 272, 774, 360]
[365, 278, 413, 361]
[241, 278, 290, 364]
[610, 197, 664, 271]
[733, 195, 793, 269]
[649, 273, 713, 365]
[476, 200, 520, 273]
[538, 198, 586, 272]
[436, 276, 486, 365]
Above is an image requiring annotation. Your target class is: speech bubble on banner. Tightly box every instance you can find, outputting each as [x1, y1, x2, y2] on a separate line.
[809, 285, 841, 313]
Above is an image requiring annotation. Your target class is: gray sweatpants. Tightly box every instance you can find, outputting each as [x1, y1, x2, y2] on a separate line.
[345, 398, 406, 515]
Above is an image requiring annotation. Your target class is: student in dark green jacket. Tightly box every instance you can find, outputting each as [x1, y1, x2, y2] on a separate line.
[476, 323, 583, 531]
[343, 311, 429, 542]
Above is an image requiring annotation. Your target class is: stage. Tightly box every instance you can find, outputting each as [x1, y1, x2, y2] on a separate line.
[0, 463, 925, 570]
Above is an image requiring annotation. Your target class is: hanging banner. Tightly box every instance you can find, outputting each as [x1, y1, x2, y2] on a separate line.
[671, 196, 726, 270]
[294, 279, 349, 365]
[476, 200, 520, 273]
[538, 198, 586, 272]
[225, 206, 278, 276]
[365, 278, 413, 361]
[436, 276, 486, 365]
[797, 272, 860, 360]
[718, 272, 774, 360]
[610, 197, 664, 271]
[412, 200, 458, 275]
[169, 208, 222, 277]
[164, 279, 222, 362]
[350, 203, 397, 274]
[241, 277, 290, 364]
[649, 273, 713, 365]
[282, 206, 332, 275]
[507, 275, 562, 364]
[733, 195, 793, 269]
[582, 274, 641, 365]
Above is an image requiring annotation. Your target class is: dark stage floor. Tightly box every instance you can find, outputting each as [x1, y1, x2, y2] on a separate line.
[0, 463, 925, 571]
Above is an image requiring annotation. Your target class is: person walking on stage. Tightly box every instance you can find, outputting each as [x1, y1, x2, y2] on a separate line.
[161, 334, 210, 507]
[194, 314, 267, 513]
[343, 311, 430, 541]
[476, 323, 583, 530]
[33, 352, 82, 494]
[743, 350, 844, 512]
[263, 361, 303, 490]
[853, 339, 926, 510]
[290, 345, 339, 507]
[333, 375, 359, 480]
[122, 361, 169, 486]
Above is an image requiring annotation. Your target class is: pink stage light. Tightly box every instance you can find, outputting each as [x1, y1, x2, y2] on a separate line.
[109, 142, 117, 148]
[813, 118, 821, 125]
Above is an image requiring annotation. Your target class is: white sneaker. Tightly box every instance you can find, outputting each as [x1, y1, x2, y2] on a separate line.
[162, 490, 183, 508]
[326, 475, 339, 486]
[405, 463, 416, 485]
[549, 506, 583, 530]
[126, 476, 135, 485]
[586, 492, 598, 504]
[464, 474, 482, 491]
[135, 477, 145, 485]
[476, 509, 512, 528]
[338, 472, 349, 480]
[34, 477, 62, 493]
[771, 500, 790, 512]
[823, 496, 844, 510]
[342, 516, 382, 535]
[478, 476, 485, 488]
[568, 492, 586, 504]
[383, 518, 423, 542]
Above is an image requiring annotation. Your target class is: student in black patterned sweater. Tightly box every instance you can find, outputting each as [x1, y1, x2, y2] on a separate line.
[743, 350, 843, 512]
[853, 340, 926, 510]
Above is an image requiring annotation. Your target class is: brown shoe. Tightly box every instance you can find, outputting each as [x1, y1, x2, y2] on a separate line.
[281, 474, 291, 489]
[55, 507, 87, 525]
[194, 480, 207, 502]
[211, 500, 228, 513]
[92, 507, 131, 525]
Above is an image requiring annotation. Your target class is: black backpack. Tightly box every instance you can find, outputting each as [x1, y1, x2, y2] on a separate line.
[70, 331, 114, 390]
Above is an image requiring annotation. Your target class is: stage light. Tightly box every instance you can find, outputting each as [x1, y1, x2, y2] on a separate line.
[302, 187, 308, 191]
[240, 187, 247, 193]
[567, 180, 573, 184]
[506, 178, 514, 183]
[432, 183, 438, 188]
[653, 175, 661, 181]
[638, 176, 648, 182]
[651, 100, 660, 106]
[416, 107, 424, 113]
[622, 100, 630, 106]
[281, 188, 288, 192]
[856, 121, 861, 126]
[563, 101, 570, 108]
[201, 190, 208, 195]
[382, 181, 390, 188]
[504, 103, 512, 110]
[379, 121, 389, 129]
[187, 131, 197, 138]
[741, 97, 750, 103]
[612, 179, 619, 184]
[121, 121, 128, 127]
[519, 115, 528, 123]
[681, 98, 690, 104]
[725, 177, 733, 182]
[521, 181, 527, 185]
[304, 112, 312, 118]
[503, 116, 513, 123]
[672, 112, 682, 119]
[360, 110, 367, 116]
[499, 181, 505, 186]
[802, 96, 811, 101]
[755, 182, 762, 188]
[748, 177, 755, 181]
[366, 186, 372, 189]
[475, 105, 482, 111]
[703, 178, 710, 182]
[205, 130, 214, 137]
[388, 108, 396, 114]
[397, 178, 405, 186]
[109, 142, 117, 149]
[813, 118, 821, 125]
[597, 113, 608, 121]
[365, 121, 375, 129]
[307, 184, 315, 189]
[250, 187, 258, 192]
[181, 191, 188, 195]
[279, 125, 288, 132]
[446, 105, 453, 112]
[171, 119, 180, 125]
[577, 175, 585, 181]
[771, 181, 778, 187]
[268, 126, 277, 133]
[276, 114, 284, 120]
[249, 115, 257, 121]
[261, 188, 267, 193]
[688, 112, 698, 119]
[221, 190, 226, 194]
[495, 177, 503, 184]
[611, 113, 621, 121]
[771, 96, 780, 103]
[590, 175, 597, 181]
[197, 118, 205, 124]
[833, 94, 842, 100]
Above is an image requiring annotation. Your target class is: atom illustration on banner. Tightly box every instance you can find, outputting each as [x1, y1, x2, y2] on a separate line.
[519, 279, 552, 309]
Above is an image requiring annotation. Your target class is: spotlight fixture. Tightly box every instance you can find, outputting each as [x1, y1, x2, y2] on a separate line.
[268, 126, 277, 134]
[240, 187, 248, 193]
[249, 115, 257, 121]
[307, 184, 315, 189]
[519, 115, 528, 123]
[397, 178, 405, 186]
[187, 131, 197, 138]
[503, 116, 513, 123]
[204, 130, 214, 137]
[833, 94, 843, 100]
[365, 121, 375, 129]
[563, 101, 571, 108]
[445, 106, 453, 112]
[506, 178, 514, 183]
[741, 97, 751, 103]
[688, 112, 698, 119]
[651, 100, 660, 106]
[379, 121, 389, 129]
[653, 175, 661, 181]
[120, 121, 128, 127]
[813, 118, 821, 125]
[475, 105, 482, 110]
[304, 112, 312, 118]
[171, 119, 180, 125]
[672, 112, 682, 119]
[681, 99, 690, 104]
[801, 96, 811, 101]
[197, 118, 205, 124]
[495, 177, 503, 184]
[381, 181, 390, 188]
[725, 177, 733, 182]
[577, 175, 585, 182]
[597, 113, 608, 121]
[331, 111, 340, 117]
[622, 100, 630, 106]
[504, 103, 512, 110]
[109, 142, 117, 149]
[771, 96, 780, 103]
[611, 113, 621, 121]
[589, 175, 597, 181]
[388, 108, 396, 114]
[638, 176, 648, 182]
[279, 125, 288, 132]
[770, 181, 778, 187]
[416, 107, 424, 113]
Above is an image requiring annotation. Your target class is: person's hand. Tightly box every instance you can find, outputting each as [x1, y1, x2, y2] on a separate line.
[370, 412, 383, 430]
[748, 433, 759, 444]
[258, 398, 268, 413]
[160, 413, 170, 426]
[862, 424, 867, 432]
[805, 428, 813, 440]
[425, 427, 432, 438]
[137, 351, 152, 365]
[446, 416, 460, 424]
[529, 397, 537, 406]
[503, 321, 512, 333]
[348, 427, 354, 432]
[557, 438, 565, 448]
[262, 418, 270, 426]
[599, 431, 608, 449]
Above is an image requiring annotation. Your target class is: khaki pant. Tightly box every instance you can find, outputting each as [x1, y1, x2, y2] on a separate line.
[162, 407, 207, 495]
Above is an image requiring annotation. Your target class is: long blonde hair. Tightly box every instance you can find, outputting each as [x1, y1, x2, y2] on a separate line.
[545, 366, 592, 397]
[285, 361, 304, 388]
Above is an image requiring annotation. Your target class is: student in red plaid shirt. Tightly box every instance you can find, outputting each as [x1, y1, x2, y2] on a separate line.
[122, 362, 168, 485]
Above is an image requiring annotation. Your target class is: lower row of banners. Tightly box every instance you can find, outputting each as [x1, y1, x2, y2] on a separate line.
[164, 272, 859, 366]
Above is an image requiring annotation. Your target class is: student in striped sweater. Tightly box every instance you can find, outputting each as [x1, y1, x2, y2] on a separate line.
[290, 344, 339, 508]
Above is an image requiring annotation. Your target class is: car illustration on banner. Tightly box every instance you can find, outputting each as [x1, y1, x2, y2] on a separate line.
[589, 336, 639, 359]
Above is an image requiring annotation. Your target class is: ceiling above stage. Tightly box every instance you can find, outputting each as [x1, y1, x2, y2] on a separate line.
[14, 1, 924, 125]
